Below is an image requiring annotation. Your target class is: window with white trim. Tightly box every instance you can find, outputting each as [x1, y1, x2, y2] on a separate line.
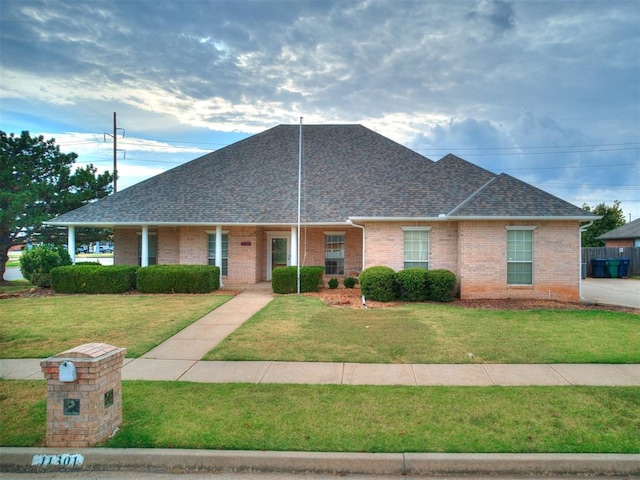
[506, 227, 534, 285]
[403, 227, 430, 269]
[208, 233, 228, 275]
[325, 233, 345, 275]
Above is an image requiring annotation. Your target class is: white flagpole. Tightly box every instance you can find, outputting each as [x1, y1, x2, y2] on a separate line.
[297, 117, 303, 298]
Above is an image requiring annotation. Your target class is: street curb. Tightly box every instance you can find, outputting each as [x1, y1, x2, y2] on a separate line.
[1, 448, 639, 476]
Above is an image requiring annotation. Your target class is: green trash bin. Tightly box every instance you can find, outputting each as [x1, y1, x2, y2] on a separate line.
[606, 259, 620, 278]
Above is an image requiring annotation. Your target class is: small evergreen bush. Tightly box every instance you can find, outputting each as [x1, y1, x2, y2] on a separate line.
[137, 265, 220, 293]
[359, 266, 399, 302]
[272, 266, 296, 294]
[19, 244, 72, 287]
[272, 266, 324, 294]
[343, 276, 356, 288]
[51, 265, 137, 294]
[397, 268, 429, 302]
[328, 277, 339, 289]
[426, 269, 457, 302]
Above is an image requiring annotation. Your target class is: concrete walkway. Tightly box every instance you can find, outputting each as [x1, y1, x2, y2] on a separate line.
[2, 281, 639, 386]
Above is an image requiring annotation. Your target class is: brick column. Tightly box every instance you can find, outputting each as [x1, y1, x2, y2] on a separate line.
[40, 343, 126, 447]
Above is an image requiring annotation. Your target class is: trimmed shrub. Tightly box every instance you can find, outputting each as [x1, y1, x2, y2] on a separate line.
[343, 276, 356, 288]
[359, 266, 399, 302]
[328, 278, 339, 289]
[272, 266, 296, 294]
[426, 269, 457, 302]
[137, 265, 220, 293]
[19, 244, 72, 287]
[51, 265, 138, 294]
[397, 268, 429, 302]
[272, 266, 324, 294]
[301, 266, 326, 293]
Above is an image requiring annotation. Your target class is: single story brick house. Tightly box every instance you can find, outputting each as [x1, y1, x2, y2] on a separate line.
[48, 124, 598, 301]
[596, 218, 640, 247]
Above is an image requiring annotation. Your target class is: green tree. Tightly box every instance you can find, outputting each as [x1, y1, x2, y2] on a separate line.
[1, 131, 113, 282]
[581, 200, 626, 247]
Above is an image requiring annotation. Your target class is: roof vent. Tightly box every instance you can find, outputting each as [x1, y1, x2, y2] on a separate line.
[438, 214, 446, 218]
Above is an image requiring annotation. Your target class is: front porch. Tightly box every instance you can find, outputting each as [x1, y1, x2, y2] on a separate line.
[109, 224, 364, 285]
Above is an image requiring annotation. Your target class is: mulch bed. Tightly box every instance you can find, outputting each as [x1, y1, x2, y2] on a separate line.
[306, 287, 640, 314]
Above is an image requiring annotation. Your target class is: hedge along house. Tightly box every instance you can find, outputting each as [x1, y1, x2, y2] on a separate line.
[48, 124, 598, 301]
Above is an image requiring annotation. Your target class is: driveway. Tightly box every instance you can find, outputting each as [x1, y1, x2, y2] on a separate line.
[581, 278, 640, 309]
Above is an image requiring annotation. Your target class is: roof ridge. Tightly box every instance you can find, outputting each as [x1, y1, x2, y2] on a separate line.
[447, 175, 498, 216]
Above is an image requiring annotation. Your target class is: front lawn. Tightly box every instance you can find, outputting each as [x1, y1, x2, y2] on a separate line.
[0, 294, 231, 358]
[205, 296, 640, 364]
[1, 380, 638, 453]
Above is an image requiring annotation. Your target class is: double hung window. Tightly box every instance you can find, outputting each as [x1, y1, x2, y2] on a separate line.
[403, 227, 430, 269]
[325, 233, 345, 275]
[506, 227, 534, 285]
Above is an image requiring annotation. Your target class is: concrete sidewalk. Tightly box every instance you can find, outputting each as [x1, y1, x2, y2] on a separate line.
[3, 357, 640, 385]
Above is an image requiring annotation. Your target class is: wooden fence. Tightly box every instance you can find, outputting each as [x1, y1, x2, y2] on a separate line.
[581, 247, 640, 277]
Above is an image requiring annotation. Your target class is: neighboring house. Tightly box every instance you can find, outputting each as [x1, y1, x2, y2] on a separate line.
[48, 124, 598, 301]
[596, 218, 640, 248]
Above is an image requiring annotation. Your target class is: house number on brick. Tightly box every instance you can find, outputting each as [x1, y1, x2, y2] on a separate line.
[63, 398, 80, 415]
[32, 453, 84, 468]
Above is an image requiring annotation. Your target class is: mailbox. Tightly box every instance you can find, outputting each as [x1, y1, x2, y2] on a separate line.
[59, 361, 77, 382]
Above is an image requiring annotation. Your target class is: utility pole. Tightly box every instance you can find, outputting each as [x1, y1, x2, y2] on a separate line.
[104, 112, 125, 193]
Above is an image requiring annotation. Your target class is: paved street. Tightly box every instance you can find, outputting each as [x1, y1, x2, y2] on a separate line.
[1, 473, 631, 480]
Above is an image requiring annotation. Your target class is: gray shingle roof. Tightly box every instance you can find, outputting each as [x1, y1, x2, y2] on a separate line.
[596, 217, 640, 240]
[48, 124, 596, 226]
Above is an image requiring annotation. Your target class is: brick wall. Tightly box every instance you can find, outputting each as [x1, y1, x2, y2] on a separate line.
[365, 221, 458, 272]
[298, 227, 364, 279]
[158, 227, 179, 263]
[458, 220, 580, 301]
[114, 221, 579, 299]
[228, 226, 260, 283]
[113, 229, 138, 265]
[362, 220, 579, 301]
[605, 239, 634, 248]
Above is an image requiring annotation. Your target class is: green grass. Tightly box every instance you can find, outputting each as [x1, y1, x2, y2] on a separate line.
[0, 294, 231, 358]
[1, 380, 638, 453]
[204, 296, 640, 364]
[0, 280, 31, 295]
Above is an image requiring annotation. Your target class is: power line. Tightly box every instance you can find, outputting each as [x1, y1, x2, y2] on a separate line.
[502, 163, 636, 171]
[416, 142, 640, 151]
[420, 147, 639, 157]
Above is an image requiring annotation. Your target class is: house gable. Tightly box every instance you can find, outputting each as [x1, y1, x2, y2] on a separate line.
[449, 173, 593, 218]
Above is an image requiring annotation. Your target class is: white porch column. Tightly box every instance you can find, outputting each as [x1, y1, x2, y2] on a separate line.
[216, 225, 223, 287]
[290, 226, 298, 266]
[141, 226, 149, 267]
[68, 226, 76, 264]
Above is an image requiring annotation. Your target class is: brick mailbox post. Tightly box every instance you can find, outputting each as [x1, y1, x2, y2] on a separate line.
[40, 343, 126, 447]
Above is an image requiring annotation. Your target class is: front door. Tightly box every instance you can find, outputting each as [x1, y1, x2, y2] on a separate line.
[267, 233, 290, 280]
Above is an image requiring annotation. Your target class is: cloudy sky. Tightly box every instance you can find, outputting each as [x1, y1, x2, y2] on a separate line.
[1, 0, 639, 220]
